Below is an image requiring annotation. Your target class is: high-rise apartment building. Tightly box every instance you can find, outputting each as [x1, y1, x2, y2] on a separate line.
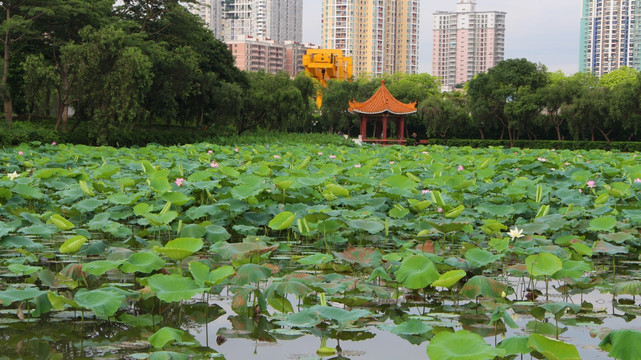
[227, 35, 318, 76]
[190, 0, 302, 43]
[321, 0, 420, 77]
[580, 0, 641, 76]
[433, 0, 505, 91]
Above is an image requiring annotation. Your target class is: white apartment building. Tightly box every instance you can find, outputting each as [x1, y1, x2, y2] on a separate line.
[321, 0, 420, 77]
[433, 0, 505, 91]
[580, 0, 641, 76]
[190, 0, 302, 43]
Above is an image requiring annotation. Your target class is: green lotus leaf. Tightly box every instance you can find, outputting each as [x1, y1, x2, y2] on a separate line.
[74, 288, 126, 319]
[0, 221, 16, 238]
[74, 198, 105, 212]
[147, 274, 203, 303]
[497, 336, 531, 356]
[268, 211, 296, 230]
[592, 240, 629, 255]
[154, 237, 203, 261]
[0, 287, 46, 305]
[348, 219, 384, 234]
[465, 248, 504, 268]
[527, 334, 580, 360]
[431, 269, 466, 288]
[118, 313, 163, 328]
[150, 170, 172, 193]
[231, 263, 271, 285]
[47, 214, 74, 230]
[82, 260, 125, 276]
[588, 216, 617, 231]
[13, 183, 45, 200]
[148, 327, 184, 348]
[59, 235, 88, 254]
[120, 252, 166, 274]
[427, 330, 506, 360]
[599, 329, 641, 360]
[395, 254, 439, 289]
[389, 318, 432, 336]
[613, 281, 641, 297]
[298, 253, 334, 266]
[161, 191, 191, 206]
[526, 253, 563, 277]
[205, 224, 231, 242]
[18, 224, 59, 239]
[8, 263, 42, 276]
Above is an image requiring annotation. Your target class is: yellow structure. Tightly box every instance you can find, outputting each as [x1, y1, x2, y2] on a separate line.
[302, 49, 353, 108]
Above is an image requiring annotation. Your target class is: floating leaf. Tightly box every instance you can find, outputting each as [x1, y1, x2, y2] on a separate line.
[527, 334, 580, 360]
[588, 216, 617, 231]
[333, 247, 381, 268]
[427, 330, 506, 360]
[431, 270, 466, 288]
[460, 275, 509, 299]
[148, 327, 184, 348]
[74, 288, 125, 319]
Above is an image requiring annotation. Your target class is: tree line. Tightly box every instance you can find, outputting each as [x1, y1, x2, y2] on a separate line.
[2, 1, 640, 144]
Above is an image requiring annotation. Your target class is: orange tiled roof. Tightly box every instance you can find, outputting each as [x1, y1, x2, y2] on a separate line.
[348, 80, 417, 115]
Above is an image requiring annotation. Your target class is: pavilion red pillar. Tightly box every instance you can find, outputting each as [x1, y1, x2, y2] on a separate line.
[398, 117, 405, 141]
[360, 116, 367, 139]
[382, 114, 388, 144]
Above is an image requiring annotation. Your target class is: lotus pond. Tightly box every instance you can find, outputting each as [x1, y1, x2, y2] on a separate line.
[2, 140, 641, 359]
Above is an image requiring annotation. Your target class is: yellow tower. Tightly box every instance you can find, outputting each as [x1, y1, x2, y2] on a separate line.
[302, 49, 353, 108]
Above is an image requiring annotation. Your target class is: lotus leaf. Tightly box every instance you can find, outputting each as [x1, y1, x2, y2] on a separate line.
[148, 327, 185, 348]
[147, 274, 203, 303]
[154, 237, 203, 261]
[231, 263, 271, 285]
[395, 254, 439, 289]
[426, 330, 506, 360]
[431, 269, 466, 288]
[526, 253, 562, 277]
[461, 275, 509, 299]
[59, 235, 88, 254]
[74, 288, 126, 319]
[268, 211, 296, 230]
[333, 247, 382, 268]
[599, 329, 641, 360]
[527, 334, 580, 360]
[120, 252, 166, 274]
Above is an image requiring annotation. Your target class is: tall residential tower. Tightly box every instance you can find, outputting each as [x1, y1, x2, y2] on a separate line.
[580, 0, 641, 76]
[321, 0, 420, 77]
[433, 0, 505, 91]
[190, 0, 302, 43]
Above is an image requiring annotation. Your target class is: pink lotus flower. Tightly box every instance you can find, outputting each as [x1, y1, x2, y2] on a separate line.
[422, 151, 429, 155]
[208, 150, 213, 154]
[422, 189, 431, 194]
[234, 148, 239, 152]
[587, 180, 596, 188]
[274, 155, 281, 159]
[579, 189, 583, 193]
[354, 164, 361, 168]
[437, 207, 443, 213]
[210, 161, 219, 168]
[51, 142, 56, 146]
[537, 157, 547, 162]
[329, 155, 336, 159]
[174, 178, 185, 186]
[457, 165, 464, 171]
[390, 161, 395, 164]
[18, 151, 24, 155]
[635, 178, 641, 183]
[586, 160, 590, 163]
[514, 168, 519, 171]
[551, 168, 555, 171]
[318, 152, 323, 155]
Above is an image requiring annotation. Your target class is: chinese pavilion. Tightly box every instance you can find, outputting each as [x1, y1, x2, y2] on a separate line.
[348, 80, 417, 145]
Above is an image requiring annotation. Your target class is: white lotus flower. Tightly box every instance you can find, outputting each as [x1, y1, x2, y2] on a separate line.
[507, 227, 524, 240]
[7, 171, 19, 181]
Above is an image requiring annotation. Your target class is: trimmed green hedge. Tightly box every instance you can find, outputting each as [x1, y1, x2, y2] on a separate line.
[426, 139, 641, 152]
[0, 121, 355, 148]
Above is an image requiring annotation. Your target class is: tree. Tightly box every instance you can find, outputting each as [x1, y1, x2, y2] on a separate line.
[419, 92, 469, 140]
[536, 72, 582, 140]
[608, 74, 641, 138]
[320, 79, 359, 134]
[467, 59, 548, 146]
[566, 87, 615, 142]
[1, 0, 51, 121]
[61, 25, 153, 141]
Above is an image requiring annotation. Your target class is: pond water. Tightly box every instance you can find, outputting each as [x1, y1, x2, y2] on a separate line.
[1, 251, 640, 360]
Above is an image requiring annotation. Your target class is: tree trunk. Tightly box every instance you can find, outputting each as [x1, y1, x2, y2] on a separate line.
[597, 127, 612, 143]
[478, 128, 485, 140]
[555, 124, 562, 141]
[3, 8, 13, 122]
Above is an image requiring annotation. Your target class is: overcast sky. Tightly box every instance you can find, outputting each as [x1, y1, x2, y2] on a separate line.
[302, 0, 581, 75]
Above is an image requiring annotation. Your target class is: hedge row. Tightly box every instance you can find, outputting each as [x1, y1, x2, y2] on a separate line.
[0, 121, 355, 148]
[426, 139, 641, 152]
